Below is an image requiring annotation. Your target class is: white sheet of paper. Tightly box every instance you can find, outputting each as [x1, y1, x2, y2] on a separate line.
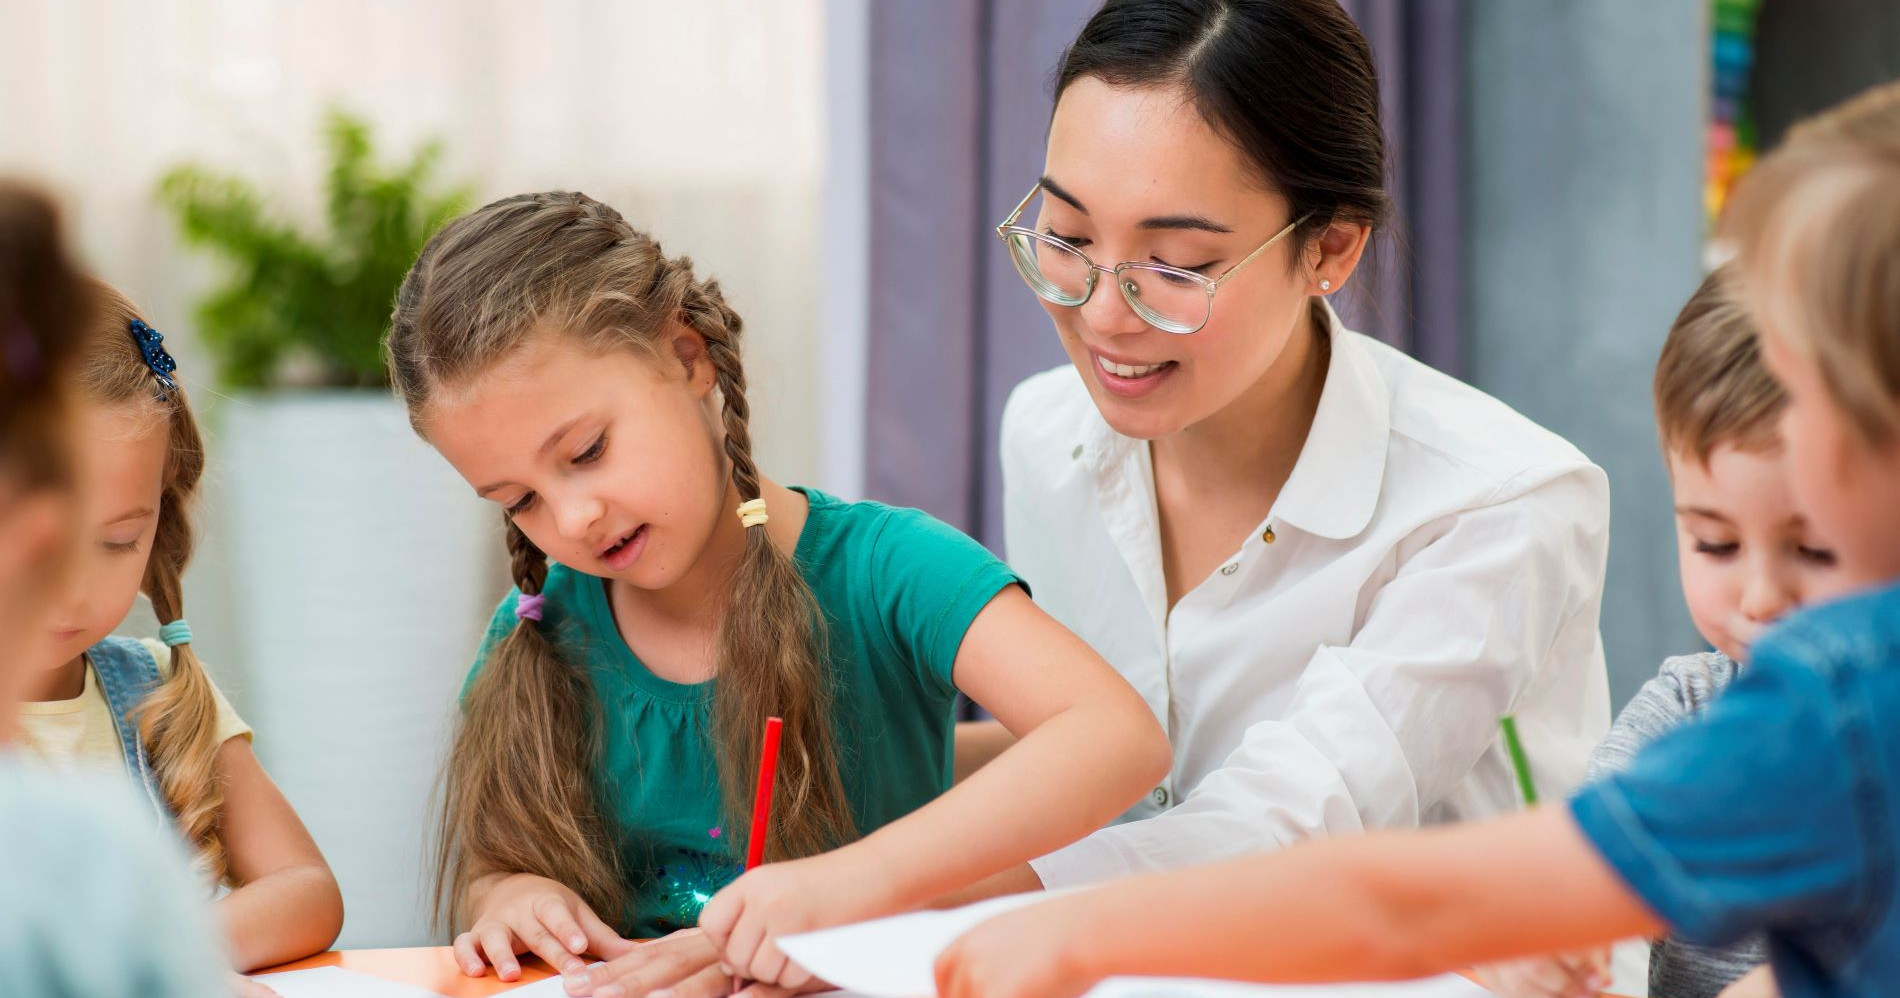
[779, 892, 1055, 997]
[1084, 975, 1497, 998]
[248, 965, 450, 998]
[778, 896, 1498, 998]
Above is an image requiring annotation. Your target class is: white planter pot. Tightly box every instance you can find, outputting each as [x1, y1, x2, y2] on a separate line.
[219, 392, 500, 948]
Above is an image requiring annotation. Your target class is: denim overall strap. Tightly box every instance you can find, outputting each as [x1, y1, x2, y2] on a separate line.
[84, 635, 172, 824]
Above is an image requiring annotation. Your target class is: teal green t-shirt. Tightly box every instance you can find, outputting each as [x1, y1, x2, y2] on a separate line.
[470, 487, 1022, 937]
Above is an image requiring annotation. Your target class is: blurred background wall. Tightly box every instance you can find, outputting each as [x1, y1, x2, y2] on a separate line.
[1, 0, 826, 948]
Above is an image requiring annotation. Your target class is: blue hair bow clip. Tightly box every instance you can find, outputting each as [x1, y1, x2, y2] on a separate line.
[128, 318, 178, 398]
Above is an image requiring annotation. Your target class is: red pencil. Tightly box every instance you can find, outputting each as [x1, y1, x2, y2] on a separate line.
[734, 716, 783, 993]
[746, 716, 784, 871]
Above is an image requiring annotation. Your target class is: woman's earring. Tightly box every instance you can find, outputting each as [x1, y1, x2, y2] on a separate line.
[1319, 279, 1332, 292]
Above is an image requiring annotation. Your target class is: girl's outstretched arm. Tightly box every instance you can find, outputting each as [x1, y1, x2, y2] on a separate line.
[214, 737, 345, 971]
[936, 807, 1661, 998]
[702, 585, 1171, 985]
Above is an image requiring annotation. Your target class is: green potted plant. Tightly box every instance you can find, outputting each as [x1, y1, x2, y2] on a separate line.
[158, 108, 467, 388]
[157, 110, 495, 948]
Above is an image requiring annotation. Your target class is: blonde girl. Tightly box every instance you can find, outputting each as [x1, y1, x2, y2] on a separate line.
[19, 284, 343, 974]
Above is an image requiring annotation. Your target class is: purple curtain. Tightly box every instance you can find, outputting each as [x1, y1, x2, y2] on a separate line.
[864, 0, 1466, 549]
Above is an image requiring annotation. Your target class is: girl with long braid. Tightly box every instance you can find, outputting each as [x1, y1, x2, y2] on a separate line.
[18, 282, 344, 976]
[388, 191, 1169, 997]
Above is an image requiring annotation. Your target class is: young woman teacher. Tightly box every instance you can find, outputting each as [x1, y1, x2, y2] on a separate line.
[956, 0, 1612, 896]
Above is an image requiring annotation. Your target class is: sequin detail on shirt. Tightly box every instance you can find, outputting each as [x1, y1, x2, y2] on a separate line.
[650, 842, 741, 933]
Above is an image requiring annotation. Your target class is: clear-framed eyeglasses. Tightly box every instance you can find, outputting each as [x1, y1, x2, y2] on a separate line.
[995, 181, 1309, 335]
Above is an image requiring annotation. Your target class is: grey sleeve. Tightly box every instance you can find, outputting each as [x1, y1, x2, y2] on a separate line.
[1587, 652, 1760, 997]
[1588, 672, 1689, 781]
[1586, 652, 1739, 782]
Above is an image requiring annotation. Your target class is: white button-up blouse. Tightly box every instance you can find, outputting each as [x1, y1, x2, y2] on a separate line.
[1005, 306, 1612, 888]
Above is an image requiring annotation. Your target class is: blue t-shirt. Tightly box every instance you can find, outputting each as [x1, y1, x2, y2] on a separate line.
[1570, 581, 1900, 998]
[472, 487, 1024, 935]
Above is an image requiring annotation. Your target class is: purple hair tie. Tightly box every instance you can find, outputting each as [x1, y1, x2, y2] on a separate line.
[514, 592, 547, 622]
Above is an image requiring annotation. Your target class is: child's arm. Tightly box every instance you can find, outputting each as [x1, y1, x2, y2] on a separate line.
[700, 585, 1170, 986]
[936, 808, 1661, 998]
[952, 720, 1016, 783]
[214, 737, 345, 971]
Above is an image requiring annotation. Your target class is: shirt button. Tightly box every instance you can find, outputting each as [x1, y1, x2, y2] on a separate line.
[1262, 525, 1276, 544]
[1071, 444, 1083, 460]
[1219, 562, 1239, 576]
[1152, 786, 1170, 806]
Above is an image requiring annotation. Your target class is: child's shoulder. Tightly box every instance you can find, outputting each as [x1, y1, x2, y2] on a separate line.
[795, 487, 982, 554]
[792, 487, 1018, 602]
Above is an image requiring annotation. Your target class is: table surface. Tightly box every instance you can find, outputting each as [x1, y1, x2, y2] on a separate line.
[257, 947, 556, 995]
[257, 947, 1633, 997]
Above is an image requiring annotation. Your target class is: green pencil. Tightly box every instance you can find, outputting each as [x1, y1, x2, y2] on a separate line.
[1500, 715, 1538, 805]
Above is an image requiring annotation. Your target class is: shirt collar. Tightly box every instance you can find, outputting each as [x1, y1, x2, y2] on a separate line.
[1270, 301, 1390, 539]
[1077, 301, 1391, 541]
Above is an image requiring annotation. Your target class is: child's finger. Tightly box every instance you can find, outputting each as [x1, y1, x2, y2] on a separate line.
[720, 910, 767, 984]
[1514, 959, 1581, 998]
[453, 931, 488, 977]
[1542, 958, 1603, 996]
[1576, 949, 1612, 990]
[1565, 954, 1611, 988]
[579, 904, 636, 960]
[642, 963, 738, 998]
[736, 982, 800, 998]
[478, 925, 522, 980]
[933, 946, 969, 998]
[519, 914, 583, 976]
[533, 897, 592, 957]
[775, 955, 812, 990]
[699, 890, 739, 949]
[585, 933, 718, 997]
[744, 938, 788, 987]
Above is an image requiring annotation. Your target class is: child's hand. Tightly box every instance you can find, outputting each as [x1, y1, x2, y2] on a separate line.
[569, 929, 839, 998]
[455, 873, 634, 982]
[569, 928, 721, 998]
[698, 851, 895, 989]
[1474, 950, 1611, 998]
[935, 903, 1094, 998]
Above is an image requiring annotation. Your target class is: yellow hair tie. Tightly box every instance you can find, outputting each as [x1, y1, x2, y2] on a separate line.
[737, 498, 769, 528]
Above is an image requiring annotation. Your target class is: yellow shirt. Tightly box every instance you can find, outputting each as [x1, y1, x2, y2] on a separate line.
[17, 638, 252, 788]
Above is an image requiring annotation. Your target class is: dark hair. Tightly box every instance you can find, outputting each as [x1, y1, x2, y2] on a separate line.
[0, 182, 93, 489]
[1055, 0, 1392, 252]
